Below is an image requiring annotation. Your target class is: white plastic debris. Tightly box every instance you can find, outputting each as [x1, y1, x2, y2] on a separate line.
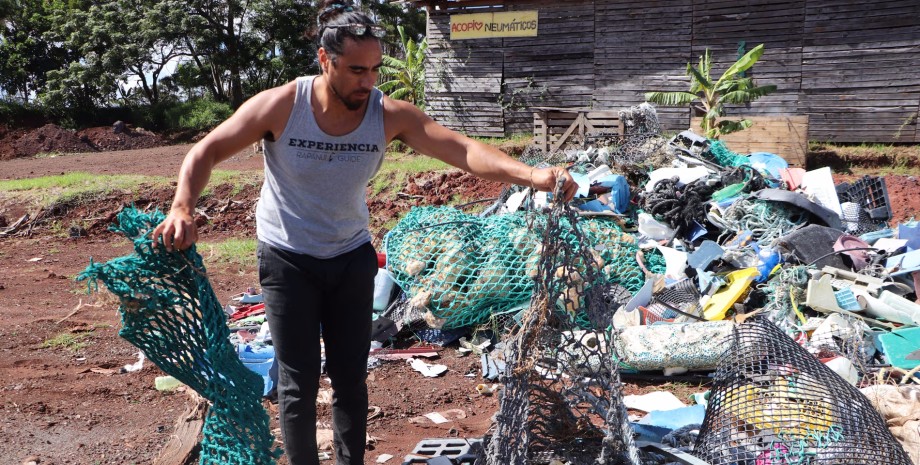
[407, 357, 447, 377]
[638, 213, 675, 241]
[122, 351, 145, 373]
[644, 165, 711, 192]
[624, 391, 687, 412]
[800, 166, 843, 217]
[823, 356, 859, 386]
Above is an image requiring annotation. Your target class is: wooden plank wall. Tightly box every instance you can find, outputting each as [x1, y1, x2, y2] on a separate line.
[692, 116, 809, 166]
[691, 0, 806, 119]
[502, 0, 596, 135]
[594, 0, 694, 131]
[426, 9, 505, 137]
[802, 0, 920, 142]
[422, 0, 920, 142]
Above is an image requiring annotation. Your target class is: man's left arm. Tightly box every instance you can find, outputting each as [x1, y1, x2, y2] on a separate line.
[386, 97, 577, 201]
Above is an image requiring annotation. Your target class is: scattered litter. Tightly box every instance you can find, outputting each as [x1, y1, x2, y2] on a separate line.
[371, 345, 440, 360]
[475, 383, 499, 396]
[121, 350, 145, 373]
[376, 454, 394, 463]
[409, 409, 467, 425]
[480, 353, 505, 381]
[623, 391, 686, 412]
[408, 357, 447, 377]
[154, 375, 183, 392]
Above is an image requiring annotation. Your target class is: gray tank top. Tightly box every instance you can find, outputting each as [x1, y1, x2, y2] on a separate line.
[256, 76, 386, 258]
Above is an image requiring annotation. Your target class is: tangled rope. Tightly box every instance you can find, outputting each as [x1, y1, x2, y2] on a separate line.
[717, 198, 808, 246]
[640, 177, 718, 234]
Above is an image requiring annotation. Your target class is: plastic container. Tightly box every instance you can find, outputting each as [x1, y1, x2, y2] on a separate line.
[373, 268, 396, 312]
[155, 375, 183, 392]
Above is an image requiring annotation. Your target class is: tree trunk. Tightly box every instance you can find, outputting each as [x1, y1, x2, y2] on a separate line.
[226, 5, 243, 108]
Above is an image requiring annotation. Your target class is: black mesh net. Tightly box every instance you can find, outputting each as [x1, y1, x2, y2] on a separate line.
[478, 198, 641, 465]
[694, 317, 912, 465]
[836, 176, 892, 235]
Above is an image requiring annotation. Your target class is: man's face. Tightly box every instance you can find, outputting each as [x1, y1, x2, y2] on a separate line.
[321, 37, 383, 111]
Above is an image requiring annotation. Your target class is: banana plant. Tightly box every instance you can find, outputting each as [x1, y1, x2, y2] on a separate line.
[379, 25, 427, 109]
[646, 43, 777, 139]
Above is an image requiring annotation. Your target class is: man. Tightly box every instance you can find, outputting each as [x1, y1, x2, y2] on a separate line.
[151, 2, 575, 464]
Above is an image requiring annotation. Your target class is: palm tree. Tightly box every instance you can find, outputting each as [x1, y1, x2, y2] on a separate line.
[378, 25, 427, 109]
[646, 43, 777, 139]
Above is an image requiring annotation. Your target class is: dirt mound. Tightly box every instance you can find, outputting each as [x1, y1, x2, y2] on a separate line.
[77, 126, 167, 152]
[5, 124, 93, 159]
[0, 123, 169, 160]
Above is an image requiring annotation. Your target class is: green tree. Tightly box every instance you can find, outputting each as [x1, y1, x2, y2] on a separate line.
[165, 0, 316, 108]
[645, 43, 777, 139]
[0, 0, 74, 101]
[378, 25, 427, 109]
[363, 1, 426, 58]
[42, 0, 187, 108]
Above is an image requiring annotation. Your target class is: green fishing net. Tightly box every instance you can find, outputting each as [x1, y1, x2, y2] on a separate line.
[708, 139, 749, 167]
[78, 207, 277, 465]
[385, 206, 646, 329]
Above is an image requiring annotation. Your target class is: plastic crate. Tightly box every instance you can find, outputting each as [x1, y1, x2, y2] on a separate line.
[401, 438, 482, 465]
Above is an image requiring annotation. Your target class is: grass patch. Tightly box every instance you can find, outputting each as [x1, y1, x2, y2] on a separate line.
[371, 152, 450, 196]
[203, 170, 264, 198]
[807, 142, 920, 175]
[199, 238, 258, 268]
[42, 332, 91, 351]
[0, 172, 171, 206]
[34, 151, 67, 159]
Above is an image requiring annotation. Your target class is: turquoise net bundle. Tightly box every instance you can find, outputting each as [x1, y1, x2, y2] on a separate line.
[708, 139, 749, 167]
[78, 207, 277, 465]
[385, 206, 647, 329]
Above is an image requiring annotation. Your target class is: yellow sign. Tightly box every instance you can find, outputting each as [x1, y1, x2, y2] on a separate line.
[450, 11, 538, 40]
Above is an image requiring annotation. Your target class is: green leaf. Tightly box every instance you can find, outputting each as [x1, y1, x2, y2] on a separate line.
[720, 85, 777, 104]
[686, 63, 712, 91]
[718, 43, 765, 84]
[716, 118, 754, 136]
[644, 91, 698, 106]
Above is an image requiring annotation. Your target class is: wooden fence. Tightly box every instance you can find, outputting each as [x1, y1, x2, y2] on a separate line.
[420, 0, 920, 143]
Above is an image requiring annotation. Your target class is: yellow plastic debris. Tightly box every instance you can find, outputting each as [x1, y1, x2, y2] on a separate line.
[702, 268, 760, 320]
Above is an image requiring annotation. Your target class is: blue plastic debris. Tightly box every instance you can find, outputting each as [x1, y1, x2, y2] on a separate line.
[752, 244, 781, 283]
[688, 240, 724, 270]
[886, 249, 920, 276]
[238, 343, 277, 397]
[877, 327, 920, 371]
[637, 404, 707, 431]
[835, 288, 862, 311]
[481, 353, 505, 381]
[747, 152, 788, 180]
[899, 222, 920, 252]
[860, 228, 894, 245]
[596, 174, 630, 214]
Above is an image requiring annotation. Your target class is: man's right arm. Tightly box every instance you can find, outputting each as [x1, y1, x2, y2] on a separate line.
[151, 83, 295, 251]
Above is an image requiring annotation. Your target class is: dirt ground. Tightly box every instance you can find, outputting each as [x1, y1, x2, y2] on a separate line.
[2, 127, 919, 465]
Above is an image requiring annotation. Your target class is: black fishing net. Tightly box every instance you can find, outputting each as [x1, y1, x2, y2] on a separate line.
[693, 317, 912, 465]
[478, 195, 640, 465]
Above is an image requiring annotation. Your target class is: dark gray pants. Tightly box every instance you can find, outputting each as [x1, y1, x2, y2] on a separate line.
[257, 240, 376, 465]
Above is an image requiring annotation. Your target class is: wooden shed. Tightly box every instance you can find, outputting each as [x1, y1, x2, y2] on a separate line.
[407, 0, 920, 143]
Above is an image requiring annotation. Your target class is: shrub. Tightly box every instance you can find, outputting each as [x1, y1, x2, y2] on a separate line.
[162, 98, 233, 131]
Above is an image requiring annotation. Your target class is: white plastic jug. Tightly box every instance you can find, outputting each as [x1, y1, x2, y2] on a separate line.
[373, 268, 396, 312]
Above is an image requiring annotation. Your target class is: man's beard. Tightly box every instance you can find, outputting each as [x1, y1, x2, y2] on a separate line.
[330, 81, 365, 111]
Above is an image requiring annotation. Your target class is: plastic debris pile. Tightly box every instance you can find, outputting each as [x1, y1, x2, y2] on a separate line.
[379, 103, 919, 463]
[78, 207, 278, 465]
